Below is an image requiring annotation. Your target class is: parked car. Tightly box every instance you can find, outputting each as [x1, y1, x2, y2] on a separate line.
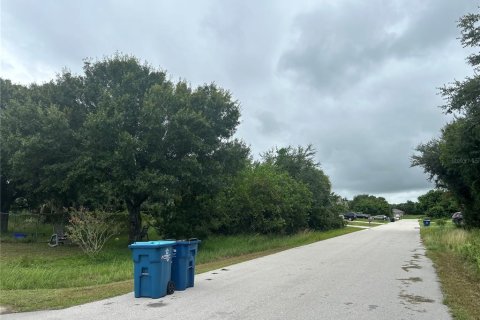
[343, 212, 357, 221]
[355, 213, 371, 219]
[372, 215, 389, 221]
[452, 212, 463, 226]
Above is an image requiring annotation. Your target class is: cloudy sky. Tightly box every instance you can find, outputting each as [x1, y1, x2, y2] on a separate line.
[1, 0, 477, 203]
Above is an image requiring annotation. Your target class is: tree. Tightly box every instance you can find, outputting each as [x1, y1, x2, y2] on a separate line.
[0, 55, 246, 242]
[79, 55, 243, 242]
[417, 189, 460, 218]
[393, 200, 420, 215]
[412, 11, 480, 227]
[263, 145, 343, 230]
[0, 79, 30, 232]
[214, 163, 312, 234]
[1, 76, 84, 229]
[350, 194, 390, 217]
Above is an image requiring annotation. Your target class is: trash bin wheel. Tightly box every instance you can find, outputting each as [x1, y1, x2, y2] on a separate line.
[167, 281, 175, 295]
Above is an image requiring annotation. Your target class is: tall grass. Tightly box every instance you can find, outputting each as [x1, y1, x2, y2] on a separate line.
[197, 228, 359, 264]
[421, 225, 480, 272]
[0, 227, 360, 312]
[421, 224, 480, 320]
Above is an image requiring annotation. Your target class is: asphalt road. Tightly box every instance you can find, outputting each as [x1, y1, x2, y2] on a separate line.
[3, 220, 451, 320]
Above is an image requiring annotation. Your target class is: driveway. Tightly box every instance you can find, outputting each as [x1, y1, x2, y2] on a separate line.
[3, 220, 451, 320]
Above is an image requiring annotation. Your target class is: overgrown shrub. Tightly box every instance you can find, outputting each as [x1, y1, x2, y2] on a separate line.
[215, 164, 312, 234]
[67, 210, 118, 258]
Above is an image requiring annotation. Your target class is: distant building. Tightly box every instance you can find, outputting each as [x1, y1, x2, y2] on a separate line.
[392, 208, 405, 218]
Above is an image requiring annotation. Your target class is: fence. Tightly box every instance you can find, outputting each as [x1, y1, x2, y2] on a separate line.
[0, 211, 54, 242]
[0, 211, 130, 243]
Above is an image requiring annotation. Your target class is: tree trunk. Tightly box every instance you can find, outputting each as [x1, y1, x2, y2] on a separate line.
[126, 199, 142, 244]
[0, 175, 12, 234]
[0, 212, 9, 234]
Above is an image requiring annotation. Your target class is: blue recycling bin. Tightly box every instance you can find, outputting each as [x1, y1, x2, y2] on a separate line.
[423, 219, 431, 227]
[128, 240, 176, 298]
[171, 239, 201, 291]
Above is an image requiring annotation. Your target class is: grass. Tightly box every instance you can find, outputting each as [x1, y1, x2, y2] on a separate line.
[347, 220, 387, 226]
[421, 224, 480, 320]
[403, 214, 425, 220]
[0, 227, 360, 313]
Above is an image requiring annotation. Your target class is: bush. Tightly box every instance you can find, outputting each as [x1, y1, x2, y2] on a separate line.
[67, 210, 118, 258]
[215, 164, 312, 235]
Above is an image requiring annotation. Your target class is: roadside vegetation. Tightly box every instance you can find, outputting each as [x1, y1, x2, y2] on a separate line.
[0, 227, 359, 312]
[421, 223, 480, 320]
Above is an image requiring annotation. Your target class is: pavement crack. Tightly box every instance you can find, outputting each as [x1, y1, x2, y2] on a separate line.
[368, 304, 378, 311]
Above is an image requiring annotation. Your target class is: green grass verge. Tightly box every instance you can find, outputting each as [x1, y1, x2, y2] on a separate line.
[347, 220, 387, 226]
[421, 224, 480, 320]
[0, 227, 360, 313]
[403, 214, 425, 219]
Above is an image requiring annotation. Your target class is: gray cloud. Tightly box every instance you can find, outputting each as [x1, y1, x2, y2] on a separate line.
[1, 0, 477, 202]
[278, 0, 476, 93]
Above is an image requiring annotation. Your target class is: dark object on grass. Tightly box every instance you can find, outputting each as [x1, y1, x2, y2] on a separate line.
[48, 225, 68, 247]
[452, 212, 463, 227]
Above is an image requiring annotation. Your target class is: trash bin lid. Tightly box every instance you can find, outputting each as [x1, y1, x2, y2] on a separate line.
[176, 239, 201, 245]
[128, 240, 176, 249]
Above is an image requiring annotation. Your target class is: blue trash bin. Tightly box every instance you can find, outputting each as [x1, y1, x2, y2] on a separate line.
[128, 240, 176, 298]
[423, 219, 431, 227]
[171, 239, 201, 291]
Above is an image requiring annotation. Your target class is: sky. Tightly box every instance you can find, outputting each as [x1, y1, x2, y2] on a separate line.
[1, 0, 477, 203]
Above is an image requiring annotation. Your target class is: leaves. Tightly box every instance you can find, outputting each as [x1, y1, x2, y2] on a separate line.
[413, 10, 480, 227]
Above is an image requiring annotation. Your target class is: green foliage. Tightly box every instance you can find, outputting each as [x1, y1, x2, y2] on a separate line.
[263, 145, 344, 230]
[412, 11, 480, 228]
[393, 200, 421, 215]
[214, 163, 312, 234]
[0, 54, 248, 241]
[350, 194, 390, 216]
[417, 189, 460, 218]
[1, 55, 349, 239]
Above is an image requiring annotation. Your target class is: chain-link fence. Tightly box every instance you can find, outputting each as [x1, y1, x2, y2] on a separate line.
[0, 211, 54, 242]
[1, 211, 131, 243]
